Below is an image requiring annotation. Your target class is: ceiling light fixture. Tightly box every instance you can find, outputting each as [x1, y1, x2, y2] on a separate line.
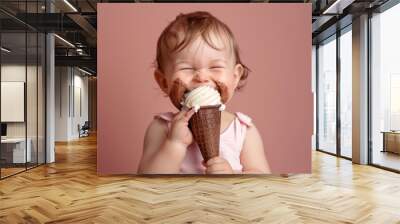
[54, 34, 75, 48]
[63, 0, 78, 12]
[78, 67, 93, 76]
[1, 47, 11, 53]
[322, 0, 354, 15]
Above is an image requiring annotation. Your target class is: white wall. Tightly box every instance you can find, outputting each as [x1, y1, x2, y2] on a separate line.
[55, 66, 70, 141]
[72, 73, 89, 138]
[1, 82, 25, 122]
[55, 66, 89, 141]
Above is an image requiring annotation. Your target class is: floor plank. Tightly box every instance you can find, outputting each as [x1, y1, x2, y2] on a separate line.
[1, 134, 400, 223]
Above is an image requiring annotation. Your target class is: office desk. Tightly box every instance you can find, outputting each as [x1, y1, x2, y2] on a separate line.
[1, 138, 32, 164]
[382, 131, 400, 154]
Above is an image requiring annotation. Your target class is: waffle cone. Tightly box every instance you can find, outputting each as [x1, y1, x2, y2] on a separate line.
[189, 105, 221, 162]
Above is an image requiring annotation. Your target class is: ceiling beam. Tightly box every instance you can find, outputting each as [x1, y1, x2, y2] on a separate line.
[67, 13, 97, 46]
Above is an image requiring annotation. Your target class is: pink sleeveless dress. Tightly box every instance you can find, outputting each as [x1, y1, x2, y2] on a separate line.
[155, 112, 252, 174]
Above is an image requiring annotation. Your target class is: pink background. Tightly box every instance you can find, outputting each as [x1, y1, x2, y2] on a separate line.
[98, 3, 312, 174]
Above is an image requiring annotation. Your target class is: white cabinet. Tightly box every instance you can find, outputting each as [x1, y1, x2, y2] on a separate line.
[1, 138, 32, 163]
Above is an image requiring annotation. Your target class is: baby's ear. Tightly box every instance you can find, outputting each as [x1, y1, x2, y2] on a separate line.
[233, 64, 244, 86]
[154, 69, 169, 94]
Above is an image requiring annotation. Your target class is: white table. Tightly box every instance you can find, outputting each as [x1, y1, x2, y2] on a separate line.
[1, 138, 32, 163]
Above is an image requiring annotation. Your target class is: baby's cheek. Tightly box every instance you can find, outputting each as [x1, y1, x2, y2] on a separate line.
[215, 81, 233, 103]
[168, 79, 187, 109]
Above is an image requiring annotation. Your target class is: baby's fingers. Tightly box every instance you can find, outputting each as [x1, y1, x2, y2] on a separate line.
[183, 108, 195, 122]
[206, 163, 229, 174]
[173, 107, 189, 121]
[206, 156, 224, 166]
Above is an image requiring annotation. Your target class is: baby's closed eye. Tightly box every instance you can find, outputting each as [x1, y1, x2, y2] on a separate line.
[179, 67, 194, 71]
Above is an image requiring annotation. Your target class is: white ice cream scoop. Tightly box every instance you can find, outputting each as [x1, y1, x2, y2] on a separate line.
[182, 86, 225, 112]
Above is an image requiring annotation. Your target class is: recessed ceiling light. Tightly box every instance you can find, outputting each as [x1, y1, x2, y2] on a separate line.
[323, 0, 354, 15]
[77, 67, 93, 76]
[54, 34, 75, 48]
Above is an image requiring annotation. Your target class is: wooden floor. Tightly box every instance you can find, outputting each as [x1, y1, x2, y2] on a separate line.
[1, 135, 400, 223]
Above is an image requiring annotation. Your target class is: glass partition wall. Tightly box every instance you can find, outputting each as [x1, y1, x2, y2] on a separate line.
[0, 2, 46, 179]
[316, 0, 400, 172]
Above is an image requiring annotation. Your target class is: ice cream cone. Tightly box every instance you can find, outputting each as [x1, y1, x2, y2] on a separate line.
[189, 105, 221, 161]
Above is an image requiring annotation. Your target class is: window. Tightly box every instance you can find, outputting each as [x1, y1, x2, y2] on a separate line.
[317, 35, 337, 154]
[371, 2, 400, 171]
[340, 27, 352, 158]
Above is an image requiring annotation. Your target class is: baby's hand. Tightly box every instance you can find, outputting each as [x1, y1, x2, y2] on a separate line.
[203, 157, 233, 174]
[167, 107, 196, 147]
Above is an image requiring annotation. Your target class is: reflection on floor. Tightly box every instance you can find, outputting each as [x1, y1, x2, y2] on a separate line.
[0, 163, 41, 179]
[373, 150, 400, 170]
[0, 167, 25, 178]
[340, 147, 352, 158]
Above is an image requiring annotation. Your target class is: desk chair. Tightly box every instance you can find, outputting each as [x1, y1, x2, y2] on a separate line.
[78, 121, 90, 138]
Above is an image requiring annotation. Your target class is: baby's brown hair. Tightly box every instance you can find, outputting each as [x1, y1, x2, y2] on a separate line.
[155, 11, 250, 90]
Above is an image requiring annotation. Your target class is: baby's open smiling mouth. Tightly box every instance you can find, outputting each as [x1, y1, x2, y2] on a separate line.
[183, 85, 219, 94]
[168, 79, 228, 110]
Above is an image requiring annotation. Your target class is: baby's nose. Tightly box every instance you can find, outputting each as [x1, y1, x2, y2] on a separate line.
[194, 69, 211, 82]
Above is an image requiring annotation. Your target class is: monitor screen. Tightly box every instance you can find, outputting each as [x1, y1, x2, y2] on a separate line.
[1, 123, 7, 137]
